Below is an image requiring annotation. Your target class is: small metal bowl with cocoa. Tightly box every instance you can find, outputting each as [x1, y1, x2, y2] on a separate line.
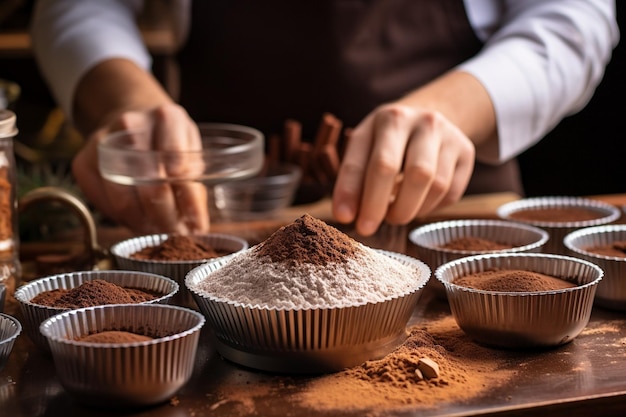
[111, 233, 248, 308]
[435, 253, 602, 349]
[409, 219, 549, 299]
[497, 196, 621, 255]
[564, 224, 626, 311]
[39, 303, 205, 408]
[14, 270, 178, 351]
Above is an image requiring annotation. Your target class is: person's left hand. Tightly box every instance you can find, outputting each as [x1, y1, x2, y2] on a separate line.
[332, 103, 475, 236]
[73, 104, 210, 235]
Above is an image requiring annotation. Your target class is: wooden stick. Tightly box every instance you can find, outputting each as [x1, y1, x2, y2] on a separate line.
[318, 144, 341, 181]
[283, 119, 301, 163]
[296, 142, 314, 181]
[268, 133, 281, 169]
[313, 113, 342, 153]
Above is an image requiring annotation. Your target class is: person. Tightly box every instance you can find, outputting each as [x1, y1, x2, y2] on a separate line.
[30, 0, 619, 236]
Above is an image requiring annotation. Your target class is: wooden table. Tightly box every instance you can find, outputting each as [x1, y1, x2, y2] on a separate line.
[2, 192, 626, 417]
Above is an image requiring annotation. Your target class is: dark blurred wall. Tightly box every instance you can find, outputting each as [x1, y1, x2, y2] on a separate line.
[518, 2, 626, 197]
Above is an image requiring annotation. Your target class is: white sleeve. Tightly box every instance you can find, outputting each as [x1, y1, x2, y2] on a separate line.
[30, 0, 152, 118]
[458, 0, 619, 164]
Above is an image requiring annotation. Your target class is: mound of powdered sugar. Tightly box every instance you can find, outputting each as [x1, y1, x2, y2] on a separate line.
[191, 214, 424, 309]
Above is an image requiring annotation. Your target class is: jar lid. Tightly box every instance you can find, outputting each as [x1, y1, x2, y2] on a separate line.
[0, 110, 18, 138]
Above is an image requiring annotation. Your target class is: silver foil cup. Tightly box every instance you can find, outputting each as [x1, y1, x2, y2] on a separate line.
[185, 250, 431, 374]
[435, 253, 602, 349]
[564, 225, 626, 311]
[39, 304, 205, 408]
[497, 196, 621, 255]
[409, 219, 549, 299]
[15, 270, 178, 351]
[0, 313, 21, 372]
[111, 233, 248, 308]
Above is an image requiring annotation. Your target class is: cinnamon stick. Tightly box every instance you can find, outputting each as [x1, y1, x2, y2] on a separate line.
[283, 119, 302, 163]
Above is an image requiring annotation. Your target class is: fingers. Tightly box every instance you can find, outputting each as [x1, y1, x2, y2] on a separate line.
[333, 105, 475, 236]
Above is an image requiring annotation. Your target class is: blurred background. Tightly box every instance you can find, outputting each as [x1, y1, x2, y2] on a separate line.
[0, 0, 624, 209]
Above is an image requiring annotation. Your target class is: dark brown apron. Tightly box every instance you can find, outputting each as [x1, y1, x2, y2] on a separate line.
[177, 0, 524, 196]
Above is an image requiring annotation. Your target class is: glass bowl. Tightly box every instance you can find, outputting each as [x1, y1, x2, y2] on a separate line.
[212, 163, 302, 221]
[98, 123, 264, 186]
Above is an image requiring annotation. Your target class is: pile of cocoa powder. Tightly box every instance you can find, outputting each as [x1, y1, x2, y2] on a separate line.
[30, 279, 158, 308]
[131, 235, 229, 261]
[254, 213, 359, 265]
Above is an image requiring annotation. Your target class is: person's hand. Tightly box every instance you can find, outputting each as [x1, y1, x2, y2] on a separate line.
[72, 103, 210, 235]
[332, 103, 475, 236]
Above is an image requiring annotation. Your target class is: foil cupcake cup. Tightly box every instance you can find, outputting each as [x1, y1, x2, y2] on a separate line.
[497, 196, 621, 255]
[111, 233, 248, 308]
[39, 304, 205, 407]
[409, 219, 549, 299]
[564, 225, 626, 311]
[15, 270, 178, 351]
[185, 250, 430, 374]
[0, 313, 21, 372]
[435, 253, 602, 349]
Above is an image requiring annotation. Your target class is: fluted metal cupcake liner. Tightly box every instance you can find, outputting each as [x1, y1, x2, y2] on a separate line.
[15, 270, 178, 351]
[111, 233, 248, 308]
[0, 313, 21, 372]
[39, 304, 205, 407]
[409, 219, 549, 299]
[435, 253, 602, 348]
[564, 225, 626, 311]
[497, 197, 621, 255]
[186, 250, 430, 373]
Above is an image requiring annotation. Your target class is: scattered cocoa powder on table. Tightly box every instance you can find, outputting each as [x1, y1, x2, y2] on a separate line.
[131, 235, 230, 261]
[204, 315, 515, 415]
[453, 269, 577, 292]
[440, 236, 513, 251]
[30, 279, 159, 308]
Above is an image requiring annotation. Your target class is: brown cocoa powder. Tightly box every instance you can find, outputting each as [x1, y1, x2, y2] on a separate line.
[30, 279, 158, 308]
[440, 236, 513, 251]
[509, 207, 602, 222]
[131, 235, 229, 261]
[453, 269, 577, 292]
[253, 214, 359, 265]
[206, 315, 516, 414]
[585, 240, 626, 258]
[77, 330, 153, 343]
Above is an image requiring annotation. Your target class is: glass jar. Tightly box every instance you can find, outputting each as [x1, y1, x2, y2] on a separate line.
[0, 109, 20, 300]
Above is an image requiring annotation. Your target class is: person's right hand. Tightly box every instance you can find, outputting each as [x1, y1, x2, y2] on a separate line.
[72, 104, 210, 235]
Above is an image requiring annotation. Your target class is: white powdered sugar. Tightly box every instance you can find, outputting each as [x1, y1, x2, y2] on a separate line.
[191, 244, 422, 309]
